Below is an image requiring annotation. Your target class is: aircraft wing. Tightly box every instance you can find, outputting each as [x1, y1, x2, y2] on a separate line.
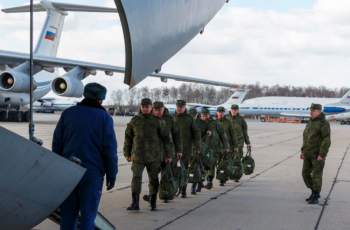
[0, 50, 237, 88]
[279, 113, 311, 118]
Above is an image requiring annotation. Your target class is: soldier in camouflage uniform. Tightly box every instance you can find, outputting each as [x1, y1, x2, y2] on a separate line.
[189, 108, 212, 193]
[174, 100, 201, 198]
[124, 98, 174, 211]
[216, 106, 239, 185]
[301, 103, 331, 204]
[151, 101, 183, 203]
[201, 109, 230, 189]
[228, 104, 251, 159]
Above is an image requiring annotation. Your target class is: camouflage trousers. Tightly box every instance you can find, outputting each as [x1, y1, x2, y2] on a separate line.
[131, 162, 161, 195]
[181, 157, 190, 189]
[302, 157, 325, 193]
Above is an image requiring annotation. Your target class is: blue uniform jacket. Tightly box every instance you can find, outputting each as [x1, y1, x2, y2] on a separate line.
[52, 99, 118, 182]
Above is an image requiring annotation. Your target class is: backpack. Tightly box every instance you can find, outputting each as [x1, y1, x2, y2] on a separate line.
[216, 152, 234, 180]
[200, 134, 216, 170]
[173, 159, 189, 197]
[187, 154, 204, 184]
[242, 147, 255, 175]
[230, 151, 244, 180]
[158, 163, 177, 200]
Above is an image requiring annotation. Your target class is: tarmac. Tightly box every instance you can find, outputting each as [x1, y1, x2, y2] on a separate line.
[1, 114, 349, 230]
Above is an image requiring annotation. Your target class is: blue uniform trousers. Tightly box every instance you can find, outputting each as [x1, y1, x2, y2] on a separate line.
[60, 175, 104, 230]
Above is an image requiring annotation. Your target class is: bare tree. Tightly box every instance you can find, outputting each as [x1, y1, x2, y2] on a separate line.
[110, 89, 124, 107]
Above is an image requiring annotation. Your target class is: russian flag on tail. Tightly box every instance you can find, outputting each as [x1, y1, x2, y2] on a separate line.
[347, 95, 350, 99]
[232, 96, 239, 99]
[45, 31, 55, 41]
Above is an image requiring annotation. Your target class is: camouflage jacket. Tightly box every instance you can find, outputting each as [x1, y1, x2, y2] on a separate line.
[174, 109, 201, 157]
[162, 108, 183, 157]
[301, 113, 331, 159]
[207, 116, 230, 154]
[217, 116, 238, 150]
[228, 112, 250, 146]
[196, 117, 209, 138]
[123, 111, 173, 163]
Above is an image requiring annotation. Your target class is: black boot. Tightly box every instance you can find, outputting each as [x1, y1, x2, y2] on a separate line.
[224, 177, 229, 184]
[127, 193, 140, 211]
[305, 189, 314, 202]
[163, 199, 169, 203]
[206, 176, 213, 190]
[308, 192, 320, 204]
[191, 183, 197, 195]
[219, 180, 224, 186]
[149, 194, 157, 211]
[234, 179, 239, 183]
[143, 194, 150, 202]
[181, 188, 187, 198]
[196, 182, 204, 192]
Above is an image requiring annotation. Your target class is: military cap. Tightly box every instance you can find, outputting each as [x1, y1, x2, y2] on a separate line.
[231, 104, 239, 109]
[189, 108, 198, 115]
[217, 106, 225, 112]
[176, 100, 186, 106]
[201, 108, 210, 115]
[153, 101, 164, 109]
[310, 103, 322, 110]
[141, 98, 152, 105]
[84, 83, 107, 101]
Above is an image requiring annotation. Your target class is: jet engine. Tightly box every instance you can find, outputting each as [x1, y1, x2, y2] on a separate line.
[51, 76, 84, 97]
[0, 71, 37, 93]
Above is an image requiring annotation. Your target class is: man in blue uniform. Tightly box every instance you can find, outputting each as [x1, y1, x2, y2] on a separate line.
[52, 83, 118, 230]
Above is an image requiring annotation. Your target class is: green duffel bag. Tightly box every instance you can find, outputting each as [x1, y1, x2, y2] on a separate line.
[173, 159, 189, 197]
[200, 134, 216, 170]
[230, 151, 244, 180]
[188, 154, 204, 184]
[216, 152, 234, 180]
[159, 163, 177, 201]
[242, 147, 255, 175]
[198, 154, 206, 183]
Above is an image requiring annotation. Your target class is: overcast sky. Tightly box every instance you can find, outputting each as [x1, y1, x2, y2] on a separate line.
[0, 0, 348, 102]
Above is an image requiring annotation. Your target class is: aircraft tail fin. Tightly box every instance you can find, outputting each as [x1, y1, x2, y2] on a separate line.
[336, 89, 350, 104]
[221, 89, 250, 105]
[2, 1, 117, 57]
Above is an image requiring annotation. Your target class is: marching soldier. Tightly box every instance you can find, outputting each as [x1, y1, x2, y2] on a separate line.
[174, 100, 201, 198]
[124, 98, 174, 211]
[216, 106, 239, 185]
[228, 104, 251, 158]
[201, 109, 229, 189]
[151, 101, 183, 203]
[189, 108, 212, 193]
[300, 103, 331, 204]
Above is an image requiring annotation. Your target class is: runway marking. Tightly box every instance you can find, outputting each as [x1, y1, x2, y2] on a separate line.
[314, 141, 350, 230]
[154, 150, 301, 230]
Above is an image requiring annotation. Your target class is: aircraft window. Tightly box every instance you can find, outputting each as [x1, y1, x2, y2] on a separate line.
[293, 108, 295, 110]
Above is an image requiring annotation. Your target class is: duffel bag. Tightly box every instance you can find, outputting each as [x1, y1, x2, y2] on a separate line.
[242, 147, 255, 175]
[216, 152, 234, 180]
[173, 159, 189, 197]
[230, 151, 244, 180]
[200, 134, 216, 170]
[188, 154, 204, 184]
[159, 163, 177, 200]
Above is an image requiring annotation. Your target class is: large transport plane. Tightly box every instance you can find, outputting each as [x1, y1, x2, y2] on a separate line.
[33, 98, 78, 113]
[0, 0, 234, 123]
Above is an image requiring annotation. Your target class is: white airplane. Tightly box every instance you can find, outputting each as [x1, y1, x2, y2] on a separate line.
[33, 98, 78, 113]
[165, 88, 250, 115]
[189, 89, 350, 120]
[0, 1, 237, 122]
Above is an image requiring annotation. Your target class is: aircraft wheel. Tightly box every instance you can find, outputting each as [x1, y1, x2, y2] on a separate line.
[346, 121, 350, 125]
[8, 111, 15, 122]
[22, 111, 30, 122]
[13, 111, 22, 122]
[261, 118, 266, 122]
[0, 111, 7, 122]
[340, 121, 345, 125]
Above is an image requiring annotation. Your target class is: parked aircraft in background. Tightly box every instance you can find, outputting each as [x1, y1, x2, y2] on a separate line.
[186, 89, 350, 120]
[33, 98, 78, 113]
[0, 1, 235, 122]
[165, 88, 250, 115]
